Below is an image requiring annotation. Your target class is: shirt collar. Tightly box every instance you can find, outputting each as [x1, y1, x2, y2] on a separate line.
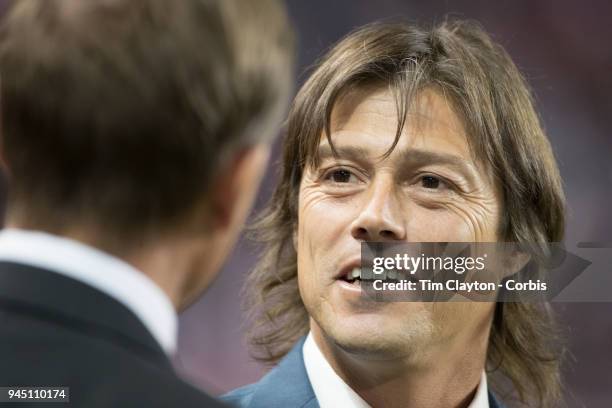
[470, 370, 489, 408]
[0, 228, 178, 355]
[303, 332, 489, 408]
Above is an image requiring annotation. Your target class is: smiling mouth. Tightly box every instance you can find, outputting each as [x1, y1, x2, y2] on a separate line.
[340, 267, 362, 286]
[339, 267, 419, 286]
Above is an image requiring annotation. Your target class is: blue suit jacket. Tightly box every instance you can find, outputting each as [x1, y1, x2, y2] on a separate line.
[223, 337, 506, 408]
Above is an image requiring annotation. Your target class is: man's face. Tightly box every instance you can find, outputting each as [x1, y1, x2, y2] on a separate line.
[296, 86, 501, 358]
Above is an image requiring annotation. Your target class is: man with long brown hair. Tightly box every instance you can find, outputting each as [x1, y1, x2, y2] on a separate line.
[224, 19, 565, 408]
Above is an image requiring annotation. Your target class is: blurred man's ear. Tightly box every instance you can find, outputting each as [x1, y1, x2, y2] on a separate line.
[178, 144, 271, 310]
[209, 145, 271, 231]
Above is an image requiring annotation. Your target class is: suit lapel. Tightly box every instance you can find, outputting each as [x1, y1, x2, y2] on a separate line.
[0, 261, 172, 370]
[488, 390, 505, 408]
[248, 336, 318, 408]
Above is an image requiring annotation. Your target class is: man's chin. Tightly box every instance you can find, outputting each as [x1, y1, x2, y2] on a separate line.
[318, 312, 435, 358]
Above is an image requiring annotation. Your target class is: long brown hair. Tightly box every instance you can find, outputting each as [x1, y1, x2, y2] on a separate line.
[245, 19, 566, 407]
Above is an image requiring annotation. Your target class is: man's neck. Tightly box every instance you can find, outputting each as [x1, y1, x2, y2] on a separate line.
[311, 323, 489, 408]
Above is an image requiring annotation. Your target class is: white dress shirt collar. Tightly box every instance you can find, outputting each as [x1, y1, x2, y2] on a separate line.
[303, 332, 489, 408]
[0, 228, 178, 355]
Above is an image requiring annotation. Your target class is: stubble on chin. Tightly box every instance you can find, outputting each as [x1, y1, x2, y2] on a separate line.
[311, 305, 437, 361]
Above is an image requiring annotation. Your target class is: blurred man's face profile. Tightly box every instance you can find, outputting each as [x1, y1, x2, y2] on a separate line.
[296, 86, 502, 357]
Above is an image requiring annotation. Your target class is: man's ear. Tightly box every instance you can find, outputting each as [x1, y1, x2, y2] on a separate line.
[209, 145, 271, 230]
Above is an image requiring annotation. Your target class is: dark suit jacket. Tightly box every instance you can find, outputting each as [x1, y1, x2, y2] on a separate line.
[223, 337, 506, 408]
[0, 261, 226, 408]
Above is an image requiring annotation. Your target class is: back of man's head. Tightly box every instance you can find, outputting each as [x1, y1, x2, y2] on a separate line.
[0, 0, 294, 250]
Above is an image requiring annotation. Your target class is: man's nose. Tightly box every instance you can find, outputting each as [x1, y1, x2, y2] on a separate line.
[350, 176, 406, 241]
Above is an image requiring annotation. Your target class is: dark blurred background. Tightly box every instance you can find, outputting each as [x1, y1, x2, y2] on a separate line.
[1, 0, 610, 407]
[175, 1, 612, 407]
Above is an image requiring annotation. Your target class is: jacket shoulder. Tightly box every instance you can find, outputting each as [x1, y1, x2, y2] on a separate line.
[221, 383, 258, 407]
[0, 307, 226, 408]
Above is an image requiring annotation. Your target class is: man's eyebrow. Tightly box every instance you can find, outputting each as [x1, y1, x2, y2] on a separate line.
[316, 144, 371, 162]
[398, 149, 476, 177]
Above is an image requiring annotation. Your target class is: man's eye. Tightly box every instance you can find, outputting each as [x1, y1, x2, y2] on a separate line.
[421, 175, 441, 189]
[326, 169, 356, 183]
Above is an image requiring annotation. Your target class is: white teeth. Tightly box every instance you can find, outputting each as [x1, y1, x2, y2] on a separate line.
[350, 267, 361, 280]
